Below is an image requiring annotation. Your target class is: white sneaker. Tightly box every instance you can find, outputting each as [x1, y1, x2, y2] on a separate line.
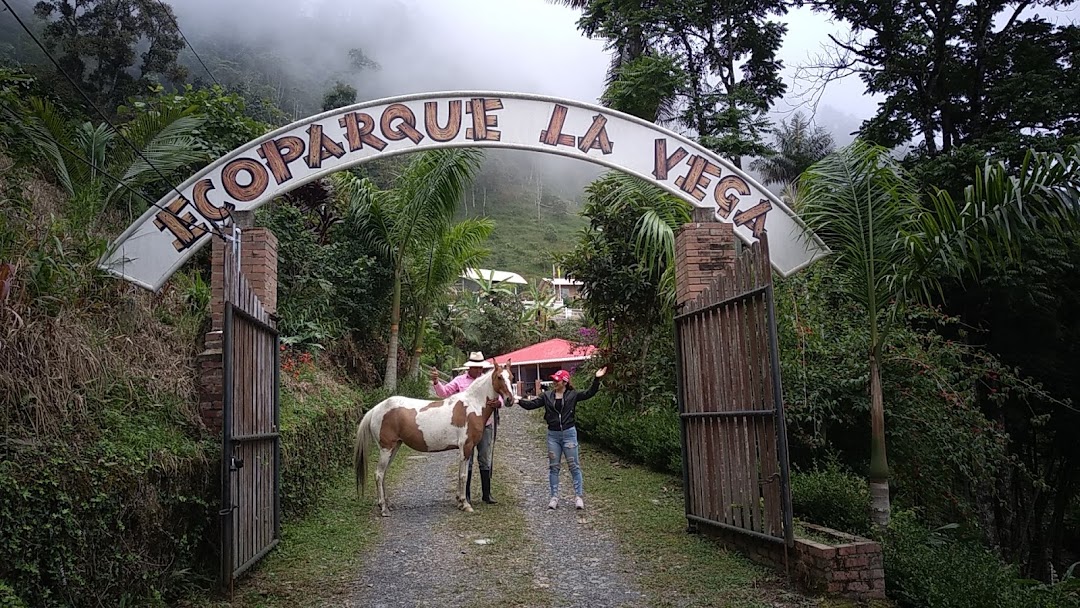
[575, 496, 585, 510]
[548, 496, 559, 510]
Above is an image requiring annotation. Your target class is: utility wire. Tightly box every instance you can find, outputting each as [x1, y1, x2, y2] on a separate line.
[0, 98, 227, 241]
[156, 0, 222, 88]
[0, 0, 230, 238]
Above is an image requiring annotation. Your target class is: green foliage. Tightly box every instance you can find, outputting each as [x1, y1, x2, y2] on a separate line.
[321, 81, 356, 112]
[560, 172, 688, 329]
[259, 199, 393, 352]
[882, 510, 1080, 608]
[574, 392, 683, 475]
[749, 111, 835, 187]
[7, 91, 208, 223]
[575, 0, 788, 164]
[776, 261, 1018, 526]
[32, 0, 188, 111]
[0, 440, 216, 608]
[0, 582, 27, 608]
[809, 0, 1080, 155]
[600, 53, 686, 122]
[790, 462, 872, 535]
[124, 84, 270, 160]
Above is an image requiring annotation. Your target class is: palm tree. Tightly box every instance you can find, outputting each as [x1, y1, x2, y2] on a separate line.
[9, 96, 206, 224]
[580, 172, 692, 310]
[750, 112, 835, 187]
[405, 217, 494, 379]
[339, 148, 484, 391]
[522, 280, 559, 336]
[797, 140, 1080, 527]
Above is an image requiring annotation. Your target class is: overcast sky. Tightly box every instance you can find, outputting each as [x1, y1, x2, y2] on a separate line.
[162, 0, 873, 144]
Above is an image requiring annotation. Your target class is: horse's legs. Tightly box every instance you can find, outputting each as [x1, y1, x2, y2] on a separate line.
[381, 443, 402, 511]
[376, 445, 396, 517]
[458, 447, 474, 513]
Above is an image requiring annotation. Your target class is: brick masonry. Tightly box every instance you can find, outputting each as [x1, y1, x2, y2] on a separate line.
[695, 521, 886, 601]
[198, 228, 279, 435]
[674, 209, 737, 309]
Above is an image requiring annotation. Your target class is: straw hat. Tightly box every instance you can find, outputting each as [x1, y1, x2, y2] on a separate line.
[465, 351, 494, 369]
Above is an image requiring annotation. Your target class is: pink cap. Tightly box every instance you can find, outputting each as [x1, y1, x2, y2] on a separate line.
[551, 370, 571, 383]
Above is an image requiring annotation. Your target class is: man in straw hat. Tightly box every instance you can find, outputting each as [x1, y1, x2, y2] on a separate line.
[431, 351, 503, 504]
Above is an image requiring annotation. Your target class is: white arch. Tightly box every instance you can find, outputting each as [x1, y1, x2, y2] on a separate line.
[100, 91, 828, 291]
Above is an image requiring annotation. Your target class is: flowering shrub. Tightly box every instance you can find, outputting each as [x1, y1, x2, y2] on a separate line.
[281, 346, 316, 382]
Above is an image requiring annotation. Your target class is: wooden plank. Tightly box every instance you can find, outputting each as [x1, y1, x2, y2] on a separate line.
[690, 310, 705, 518]
[755, 244, 782, 537]
[742, 282, 764, 532]
[699, 289, 715, 522]
[726, 257, 748, 529]
[742, 253, 765, 532]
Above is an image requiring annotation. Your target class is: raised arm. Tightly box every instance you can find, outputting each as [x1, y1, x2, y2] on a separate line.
[576, 376, 601, 402]
[576, 366, 607, 403]
[433, 375, 463, 398]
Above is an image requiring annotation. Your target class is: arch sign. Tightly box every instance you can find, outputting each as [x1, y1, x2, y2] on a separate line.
[100, 91, 828, 291]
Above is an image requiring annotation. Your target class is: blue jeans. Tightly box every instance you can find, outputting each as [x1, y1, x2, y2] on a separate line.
[547, 427, 583, 497]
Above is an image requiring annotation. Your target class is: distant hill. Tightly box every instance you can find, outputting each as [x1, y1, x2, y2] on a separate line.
[459, 150, 601, 283]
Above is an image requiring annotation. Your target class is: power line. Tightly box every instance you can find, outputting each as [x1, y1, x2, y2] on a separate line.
[0, 0, 230, 237]
[156, 0, 222, 88]
[0, 98, 228, 241]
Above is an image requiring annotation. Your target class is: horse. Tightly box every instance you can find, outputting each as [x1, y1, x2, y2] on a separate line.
[354, 361, 516, 516]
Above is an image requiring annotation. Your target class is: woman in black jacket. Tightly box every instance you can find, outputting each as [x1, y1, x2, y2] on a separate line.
[517, 366, 607, 510]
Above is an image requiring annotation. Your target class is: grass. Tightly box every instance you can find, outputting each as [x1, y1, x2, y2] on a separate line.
[441, 460, 556, 608]
[187, 454, 410, 608]
[516, 412, 803, 608]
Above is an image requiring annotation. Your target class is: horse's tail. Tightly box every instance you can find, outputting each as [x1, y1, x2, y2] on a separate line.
[355, 407, 375, 499]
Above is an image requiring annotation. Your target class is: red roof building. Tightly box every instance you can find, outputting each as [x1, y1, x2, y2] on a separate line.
[491, 338, 597, 397]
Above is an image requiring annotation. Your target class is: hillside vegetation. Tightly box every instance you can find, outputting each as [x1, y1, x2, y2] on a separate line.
[460, 150, 596, 282]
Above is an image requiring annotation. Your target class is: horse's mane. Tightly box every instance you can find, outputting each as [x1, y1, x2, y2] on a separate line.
[459, 368, 495, 401]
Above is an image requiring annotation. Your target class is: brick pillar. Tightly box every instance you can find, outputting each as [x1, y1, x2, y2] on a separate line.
[674, 208, 737, 309]
[198, 217, 279, 434]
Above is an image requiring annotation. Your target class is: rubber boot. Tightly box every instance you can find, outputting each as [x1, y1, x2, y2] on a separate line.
[481, 469, 497, 504]
[465, 468, 473, 503]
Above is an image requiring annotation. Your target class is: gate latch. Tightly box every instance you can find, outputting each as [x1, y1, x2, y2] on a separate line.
[230, 455, 244, 471]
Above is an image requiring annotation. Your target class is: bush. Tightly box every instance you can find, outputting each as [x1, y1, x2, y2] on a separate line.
[883, 510, 1080, 608]
[575, 393, 682, 475]
[790, 462, 872, 535]
[0, 441, 216, 607]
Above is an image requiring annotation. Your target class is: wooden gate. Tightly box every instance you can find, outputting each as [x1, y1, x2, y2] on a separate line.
[674, 235, 794, 547]
[221, 233, 281, 590]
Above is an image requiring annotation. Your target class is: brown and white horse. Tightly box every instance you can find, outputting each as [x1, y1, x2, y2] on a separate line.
[354, 362, 516, 516]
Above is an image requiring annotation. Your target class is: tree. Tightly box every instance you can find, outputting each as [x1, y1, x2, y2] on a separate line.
[796, 140, 1080, 526]
[321, 81, 356, 112]
[7, 94, 206, 225]
[33, 0, 188, 111]
[405, 217, 494, 379]
[564, 0, 788, 166]
[750, 111, 835, 187]
[339, 148, 484, 391]
[805, 0, 1080, 155]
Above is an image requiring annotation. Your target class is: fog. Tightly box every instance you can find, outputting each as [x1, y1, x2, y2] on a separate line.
[1, 0, 888, 194]
[160, 0, 888, 194]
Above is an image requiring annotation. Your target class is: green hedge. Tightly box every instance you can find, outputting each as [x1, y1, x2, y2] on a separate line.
[0, 375, 401, 607]
[574, 393, 683, 475]
[279, 384, 388, 517]
[883, 510, 1080, 608]
[790, 462, 872, 535]
[0, 440, 217, 607]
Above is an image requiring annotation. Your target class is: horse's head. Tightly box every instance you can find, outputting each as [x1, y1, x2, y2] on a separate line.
[490, 360, 516, 407]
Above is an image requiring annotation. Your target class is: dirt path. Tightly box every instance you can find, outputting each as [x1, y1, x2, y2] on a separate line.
[340, 404, 646, 608]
